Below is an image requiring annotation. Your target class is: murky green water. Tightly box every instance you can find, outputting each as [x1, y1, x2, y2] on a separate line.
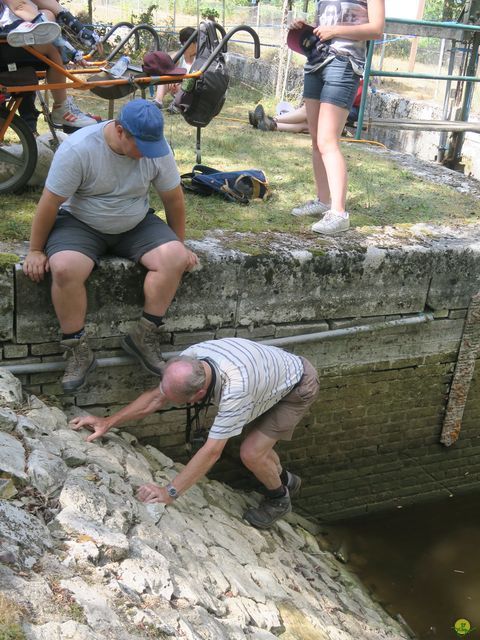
[329, 492, 480, 640]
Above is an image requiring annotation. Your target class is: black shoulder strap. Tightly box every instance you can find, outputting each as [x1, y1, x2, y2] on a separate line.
[185, 358, 217, 454]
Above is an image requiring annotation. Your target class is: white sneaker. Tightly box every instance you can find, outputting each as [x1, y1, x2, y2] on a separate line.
[7, 20, 61, 47]
[311, 210, 350, 235]
[291, 198, 329, 217]
[51, 96, 97, 129]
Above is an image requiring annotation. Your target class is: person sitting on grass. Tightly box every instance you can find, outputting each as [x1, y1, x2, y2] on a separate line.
[153, 26, 196, 111]
[249, 80, 364, 135]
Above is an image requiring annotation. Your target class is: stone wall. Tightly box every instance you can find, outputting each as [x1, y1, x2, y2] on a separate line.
[2, 231, 480, 521]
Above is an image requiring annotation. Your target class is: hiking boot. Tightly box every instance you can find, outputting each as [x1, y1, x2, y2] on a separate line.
[286, 471, 302, 497]
[253, 104, 265, 126]
[51, 96, 97, 129]
[291, 198, 329, 217]
[243, 489, 292, 529]
[311, 210, 350, 235]
[257, 114, 277, 132]
[7, 20, 61, 47]
[61, 336, 97, 392]
[121, 317, 166, 376]
[248, 110, 257, 127]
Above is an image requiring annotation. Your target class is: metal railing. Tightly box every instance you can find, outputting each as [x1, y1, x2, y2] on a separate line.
[356, 18, 480, 168]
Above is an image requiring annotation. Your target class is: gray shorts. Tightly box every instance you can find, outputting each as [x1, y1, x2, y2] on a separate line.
[247, 357, 320, 441]
[45, 209, 179, 265]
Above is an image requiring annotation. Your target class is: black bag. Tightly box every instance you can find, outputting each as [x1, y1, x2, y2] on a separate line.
[181, 164, 270, 205]
[174, 21, 229, 128]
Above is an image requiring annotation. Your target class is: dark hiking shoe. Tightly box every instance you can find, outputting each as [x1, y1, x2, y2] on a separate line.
[248, 110, 258, 127]
[122, 317, 166, 376]
[243, 490, 292, 529]
[286, 471, 302, 497]
[253, 104, 265, 126]
[61, 336, 97, 392]
[257, 114, 277, 132]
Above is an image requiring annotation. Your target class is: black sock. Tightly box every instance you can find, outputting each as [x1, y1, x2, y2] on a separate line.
[265, 485, 287, 500]
[62, 328, 85, 340]
[142, 312, 164, 327]
[280, 469, 289, 485]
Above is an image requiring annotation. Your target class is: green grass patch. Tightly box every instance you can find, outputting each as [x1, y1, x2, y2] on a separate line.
[3, 83, 479, 246]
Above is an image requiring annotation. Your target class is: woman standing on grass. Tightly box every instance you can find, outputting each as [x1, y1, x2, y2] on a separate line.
[289, 0, 385, 235]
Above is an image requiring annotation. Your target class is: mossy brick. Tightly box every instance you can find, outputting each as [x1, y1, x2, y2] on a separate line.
[215, 327, 237, 338]
[3, 344, 29, 358]
[172, 331, 216, 346]
[0, 264, 14, 341]
[236, 324, 276, 339]
[31, 342, 62, 356]
[449, 309, 467, 319]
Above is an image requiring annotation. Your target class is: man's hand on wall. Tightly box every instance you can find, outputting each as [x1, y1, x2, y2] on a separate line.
[185, 249, 199, 272]
[23, 251, 49, 283]
[137, 483, 174, 504]
[70, 415, 112, 442]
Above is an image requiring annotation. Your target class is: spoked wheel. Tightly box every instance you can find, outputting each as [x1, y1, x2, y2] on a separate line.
[0, 108, 38, 194]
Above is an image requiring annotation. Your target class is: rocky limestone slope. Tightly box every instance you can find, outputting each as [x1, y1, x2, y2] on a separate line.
[0, 369, 409, 640]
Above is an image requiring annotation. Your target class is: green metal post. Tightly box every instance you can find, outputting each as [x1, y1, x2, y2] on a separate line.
[355, 39, 375, 140]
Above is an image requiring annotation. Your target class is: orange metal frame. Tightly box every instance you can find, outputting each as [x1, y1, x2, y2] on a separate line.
[0, 36, 201, 140]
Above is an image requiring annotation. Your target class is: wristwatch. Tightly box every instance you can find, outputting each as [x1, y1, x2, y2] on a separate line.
[166, 483, 179, 500]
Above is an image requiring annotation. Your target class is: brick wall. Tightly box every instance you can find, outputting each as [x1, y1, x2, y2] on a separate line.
[1, 236, 480, 521]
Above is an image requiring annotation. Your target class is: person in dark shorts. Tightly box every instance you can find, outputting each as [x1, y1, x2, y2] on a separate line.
[22, 99, 198, 391]
[71, 337, 320, 529]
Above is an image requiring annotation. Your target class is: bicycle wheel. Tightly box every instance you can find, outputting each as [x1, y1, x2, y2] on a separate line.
[0, 108, 38, 194]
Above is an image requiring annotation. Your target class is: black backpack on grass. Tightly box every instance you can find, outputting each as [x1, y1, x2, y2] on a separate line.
[174, 21, 229, 128]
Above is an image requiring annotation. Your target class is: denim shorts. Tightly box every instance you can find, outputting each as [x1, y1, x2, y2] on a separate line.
[45, 209, 179, 265]
[303, 55, 360, 110]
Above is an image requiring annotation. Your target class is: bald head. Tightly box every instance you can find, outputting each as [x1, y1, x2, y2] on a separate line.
[161, 356, 207, 403]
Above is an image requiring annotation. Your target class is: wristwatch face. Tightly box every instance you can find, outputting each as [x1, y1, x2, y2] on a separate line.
[167, 484, 178, 499]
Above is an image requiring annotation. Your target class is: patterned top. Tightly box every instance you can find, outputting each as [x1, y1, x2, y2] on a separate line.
[314, 0, 369, 66]
[182, 338, 304, 440]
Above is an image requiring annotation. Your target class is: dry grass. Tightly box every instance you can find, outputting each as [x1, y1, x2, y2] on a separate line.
[0, 594, 26, 640]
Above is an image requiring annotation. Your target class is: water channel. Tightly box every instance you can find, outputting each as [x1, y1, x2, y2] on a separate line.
[328, 491, 480, 640]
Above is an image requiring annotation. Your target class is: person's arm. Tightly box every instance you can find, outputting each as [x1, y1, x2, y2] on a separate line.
[158, 184, 198, 271]
[22, 188, 68, 283]
[137, 436, 228, 504]
[70, 386, 167, 442]
[159, 184, 186, 241]
[314, 0, 385, 42]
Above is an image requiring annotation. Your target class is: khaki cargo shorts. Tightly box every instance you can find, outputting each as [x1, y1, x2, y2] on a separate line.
[247, 357, 319, 441]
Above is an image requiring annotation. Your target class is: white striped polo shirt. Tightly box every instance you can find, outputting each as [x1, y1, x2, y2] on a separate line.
[182, 338, 304, 440]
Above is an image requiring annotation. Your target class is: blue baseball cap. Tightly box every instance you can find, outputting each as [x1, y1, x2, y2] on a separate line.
[118, 99, 170, 158]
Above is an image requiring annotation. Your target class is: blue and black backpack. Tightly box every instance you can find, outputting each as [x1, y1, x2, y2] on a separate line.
[181, 164, 270, 205]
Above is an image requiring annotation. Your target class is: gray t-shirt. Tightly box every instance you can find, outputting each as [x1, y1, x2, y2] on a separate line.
[313, 0, 369, 68]
[46, 122, 181, 234]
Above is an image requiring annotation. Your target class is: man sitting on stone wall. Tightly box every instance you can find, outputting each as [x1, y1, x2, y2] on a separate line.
[70, 337, 319, 529]
[22, 99, 198, 392]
